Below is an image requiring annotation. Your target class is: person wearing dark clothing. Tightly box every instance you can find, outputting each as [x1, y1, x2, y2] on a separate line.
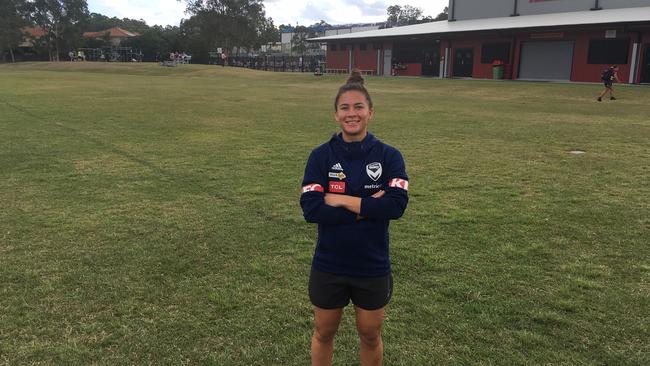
[300, 70, 409, 366]
[597, 65, 620, 101]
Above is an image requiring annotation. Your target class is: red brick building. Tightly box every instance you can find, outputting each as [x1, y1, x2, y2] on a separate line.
[312, 4, 650, 83]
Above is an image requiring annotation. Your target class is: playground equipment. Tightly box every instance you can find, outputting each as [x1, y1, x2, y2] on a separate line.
[73, 47, 143, 62]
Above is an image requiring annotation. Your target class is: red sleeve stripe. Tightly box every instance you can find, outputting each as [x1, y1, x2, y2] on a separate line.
[302, 183, 324, 193]
[389, 178, 409, 191]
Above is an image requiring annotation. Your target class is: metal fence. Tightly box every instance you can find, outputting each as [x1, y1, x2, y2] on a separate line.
[221, 55, 326, 73]
[73, 47, 143, 62]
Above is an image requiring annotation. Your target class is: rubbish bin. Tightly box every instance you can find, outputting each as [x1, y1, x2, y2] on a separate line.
[492, 65, 504, 79]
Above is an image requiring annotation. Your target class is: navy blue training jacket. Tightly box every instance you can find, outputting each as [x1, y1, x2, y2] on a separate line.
[300, 133, 409, 277]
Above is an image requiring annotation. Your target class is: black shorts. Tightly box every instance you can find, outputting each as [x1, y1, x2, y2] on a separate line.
[309, 268, 393, 311]
[604, 81, 613, 88]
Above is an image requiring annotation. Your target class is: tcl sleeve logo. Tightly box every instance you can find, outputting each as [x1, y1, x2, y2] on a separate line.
[328, 181, 346, 193]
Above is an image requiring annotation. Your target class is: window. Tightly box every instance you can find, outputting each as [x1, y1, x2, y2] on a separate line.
[481, 43, 511, 64]
[359, 43, 367, 51]
[329, 44, 337, 52]
[340, 44, 347, 51]
[373, 42, 383, 50]
[588, 39, 629, 64]
[392, 42, 439, 64]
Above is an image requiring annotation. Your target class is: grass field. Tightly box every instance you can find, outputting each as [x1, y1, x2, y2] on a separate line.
[1, 62, 649, 365]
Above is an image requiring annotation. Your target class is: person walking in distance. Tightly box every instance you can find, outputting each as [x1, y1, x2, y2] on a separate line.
[597, 65, 620, 101]
[300, 69, 410, 366]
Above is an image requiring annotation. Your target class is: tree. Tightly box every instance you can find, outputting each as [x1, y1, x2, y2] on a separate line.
[85, 12, 114, 32]
[123, 25, 181, 62]
[30, 0, 89, 61]
[386, 5, 401, 26]
[385, 4, 435, 27]
[309, 20, 331, 33]
[119, 18, 148, 34]
[182, 0, 272, 54]
[0, 0, 29, 62]
[178, 11, 225, 59]
[257, 17, 279, 48]
[434, 7, 449, 21]
[278, 24, 292, 33]
[400, 5, 423, 25]
[291, 25, 313, 56]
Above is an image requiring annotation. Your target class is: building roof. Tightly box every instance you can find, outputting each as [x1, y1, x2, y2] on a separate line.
[310, 6, 650, 41]
[83, 27, 139, 38]
[21, 27, 47, 38]
[19, 27, 46, 48]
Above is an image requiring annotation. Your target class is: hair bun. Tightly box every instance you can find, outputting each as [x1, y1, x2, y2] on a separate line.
[347, 68, 364, 85]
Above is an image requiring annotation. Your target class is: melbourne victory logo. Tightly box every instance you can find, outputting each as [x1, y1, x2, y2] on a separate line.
[366, 162, 382, 181]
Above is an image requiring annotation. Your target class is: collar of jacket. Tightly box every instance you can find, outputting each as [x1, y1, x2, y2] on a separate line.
[330, 132, 377, 159]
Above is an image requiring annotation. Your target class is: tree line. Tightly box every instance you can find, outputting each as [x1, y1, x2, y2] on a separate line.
[0, 0, 447, 63]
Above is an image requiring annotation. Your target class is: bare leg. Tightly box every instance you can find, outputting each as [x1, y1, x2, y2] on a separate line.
[598, 87, 609, 99]
[355, 306, 385, 366]
[311, 307, 343, 366]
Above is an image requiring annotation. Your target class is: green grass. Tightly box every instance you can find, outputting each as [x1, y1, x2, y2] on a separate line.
[1, 62, 649, 365]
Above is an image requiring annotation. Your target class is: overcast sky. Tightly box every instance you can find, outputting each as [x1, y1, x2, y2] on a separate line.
[87, 0, 450, 28]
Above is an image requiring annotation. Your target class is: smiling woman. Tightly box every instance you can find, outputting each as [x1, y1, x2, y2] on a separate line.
[333, 72, 374, 141]
[300, 70, 410, 366]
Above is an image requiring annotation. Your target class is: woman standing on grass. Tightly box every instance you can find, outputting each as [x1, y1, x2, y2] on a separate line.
[300, 70, 409, 366]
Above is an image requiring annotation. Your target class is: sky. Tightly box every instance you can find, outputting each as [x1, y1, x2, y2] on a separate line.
[87, 0, 450, 28]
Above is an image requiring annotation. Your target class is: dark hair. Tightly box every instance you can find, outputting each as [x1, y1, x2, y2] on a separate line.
[334, 69, 373, 110]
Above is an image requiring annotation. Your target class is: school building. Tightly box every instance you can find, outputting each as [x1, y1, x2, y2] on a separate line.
[310, 0, 650, 83]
